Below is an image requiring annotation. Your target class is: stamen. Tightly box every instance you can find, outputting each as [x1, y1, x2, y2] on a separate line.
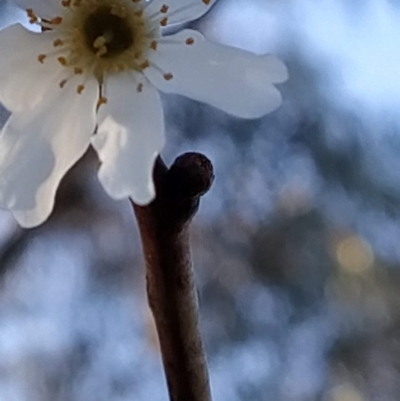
[148, 59, 175, 82]
[57, 57, 68, 66]
[97, 96, 108, 107]
[38, 47, 67, 64]
[26, 9, 38, 24]
[93, 36, 107, 49]
[139, 60, 150, 70]
[160, 5, 169, 13]
[97, 84, 107, 108]
[48, 17, 63, 25]
[159, 35, 196, 46]
[96, 46, 108, 58]
[32, 0, 170, 88]
[38, 54, 46, 63]
[53, 39, 65, 47]
[150, 0, 213, 26]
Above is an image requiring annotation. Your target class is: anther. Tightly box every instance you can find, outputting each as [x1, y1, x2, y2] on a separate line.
[203, 0, 211, 4]
[160, 5, 169, 13]
[186, 37, 195, 45]
[97, 97, 108, 107]
[93, 36, 107, 49]
[77, 85, 85, 94]
[38, 54, 46, 63]
[160, 17, 168, 26]
[164, 73, 173, 81]
[57, 57, 68, 66]
[150, 41, 158, 50]
[49, 17, 63, 25]
[53, 39, 64, 47]
[59, 79, 67, 88]
[74, 67, 83, 74]
[137, 83, 144, 92]
[61, 0, 71, 6]
[26, 9, 38, 24]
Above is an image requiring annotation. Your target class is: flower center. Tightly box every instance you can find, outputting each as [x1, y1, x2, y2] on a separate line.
[83, 6, 134, 58]
[32, 0, 157, 88]
[28, 0, 208, 101]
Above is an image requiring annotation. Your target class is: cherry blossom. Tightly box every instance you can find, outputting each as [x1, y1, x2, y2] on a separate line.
[0, 0, 288, 227]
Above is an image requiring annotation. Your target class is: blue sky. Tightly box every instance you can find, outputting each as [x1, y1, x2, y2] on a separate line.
[203, 0, 400, 116]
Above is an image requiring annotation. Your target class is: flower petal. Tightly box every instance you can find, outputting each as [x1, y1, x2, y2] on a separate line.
[144, 0, 216, 26]
[0, 24, 64, 112]
[145, 30, 288, 118]
[92, 72, 165, 205]
[13, 0, 63, 19]
[0, 78, 98, 227]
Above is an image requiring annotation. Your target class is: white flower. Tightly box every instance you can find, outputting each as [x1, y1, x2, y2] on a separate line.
[0, 0, 288, 228]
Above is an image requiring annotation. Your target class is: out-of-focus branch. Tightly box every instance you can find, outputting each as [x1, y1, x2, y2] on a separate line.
[132, 152, 214, 401]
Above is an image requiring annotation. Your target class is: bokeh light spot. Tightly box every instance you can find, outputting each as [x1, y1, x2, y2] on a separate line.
[336, 235, 374, 274]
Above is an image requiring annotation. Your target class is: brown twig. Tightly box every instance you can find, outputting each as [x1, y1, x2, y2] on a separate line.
[132, 152, 214, 401]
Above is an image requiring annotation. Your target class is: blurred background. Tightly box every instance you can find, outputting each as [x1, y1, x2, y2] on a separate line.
[1, 0, 400, 400]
